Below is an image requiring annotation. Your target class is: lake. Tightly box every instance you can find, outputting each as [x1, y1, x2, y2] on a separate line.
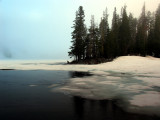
[0, 70, 159, 120]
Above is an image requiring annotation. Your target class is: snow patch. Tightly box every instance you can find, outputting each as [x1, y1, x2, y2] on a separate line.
[130, 92, 160, 107]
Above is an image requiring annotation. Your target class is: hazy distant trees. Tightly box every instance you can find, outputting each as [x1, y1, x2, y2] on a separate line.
[69, 4, 160, 61]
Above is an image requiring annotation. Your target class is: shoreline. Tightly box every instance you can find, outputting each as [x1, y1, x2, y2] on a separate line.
[68, 58, 113, 65]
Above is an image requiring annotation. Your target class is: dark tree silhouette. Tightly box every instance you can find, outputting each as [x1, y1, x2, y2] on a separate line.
[69, 4, 160, 63]
[135, 3, 148, 56]
[118, 6, 131, 56]
[69, 6, 87, 61]
[153, 4, 160, 57]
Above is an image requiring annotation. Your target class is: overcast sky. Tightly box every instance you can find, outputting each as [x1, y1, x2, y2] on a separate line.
[0, 0, 159, 60]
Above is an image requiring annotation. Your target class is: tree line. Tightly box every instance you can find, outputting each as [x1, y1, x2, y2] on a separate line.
[69, 4, 160, 61]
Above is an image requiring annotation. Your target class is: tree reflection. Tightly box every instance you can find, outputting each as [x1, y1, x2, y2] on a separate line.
[69, 71, 92, 78]
[72, 96, 158, 120]
[73, 96, 85, 120]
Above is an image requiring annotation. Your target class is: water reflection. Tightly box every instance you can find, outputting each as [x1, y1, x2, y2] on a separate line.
[1, 70, 160, 120]
[72, 96, 158, 120]
[73, 96, 85, 119]
[69, 71, 92, 78]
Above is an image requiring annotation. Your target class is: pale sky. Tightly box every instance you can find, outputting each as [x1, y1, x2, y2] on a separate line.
[0, 0, 159, 60]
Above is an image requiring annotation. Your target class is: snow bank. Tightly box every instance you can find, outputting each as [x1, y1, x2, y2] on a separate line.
[0, 56, 160, 74]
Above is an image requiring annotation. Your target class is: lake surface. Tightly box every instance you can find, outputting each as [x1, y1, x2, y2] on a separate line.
[0, 70, 159, 120]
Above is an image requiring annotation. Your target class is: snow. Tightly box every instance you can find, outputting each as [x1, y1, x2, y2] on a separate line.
[0, 56, 160, 74]
[1, 56, 160, 115]
[130, 92, 160, 107]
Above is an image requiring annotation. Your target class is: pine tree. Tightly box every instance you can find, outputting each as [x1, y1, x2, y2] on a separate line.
[153, 4, 160, 57]
[118, 6, 131, 56]
[99, 8, 109, 58]
[146, 11, 155, 55]
[68, 11, 78, 60]
[105, 7, 119, 59]
[136, 3, 148, 56]
[88, 15, 99, 58]
[128, 13, 138, 54]
[68, 6, 87, 61]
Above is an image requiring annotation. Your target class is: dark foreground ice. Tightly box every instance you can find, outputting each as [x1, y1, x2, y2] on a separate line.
[0, 70, 159, 120]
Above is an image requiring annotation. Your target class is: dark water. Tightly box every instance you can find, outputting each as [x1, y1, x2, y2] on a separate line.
[0, 70, 159, 120]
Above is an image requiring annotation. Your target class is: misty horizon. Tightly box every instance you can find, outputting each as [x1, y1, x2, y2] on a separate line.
[0, 0, 159, 60]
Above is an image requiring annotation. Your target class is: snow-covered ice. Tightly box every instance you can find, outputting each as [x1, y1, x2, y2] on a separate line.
[0, 56, 160, 74]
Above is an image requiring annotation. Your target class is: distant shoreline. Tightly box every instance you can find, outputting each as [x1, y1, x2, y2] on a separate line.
[68, 58, 113, 65]
[0, 69, 15, 70]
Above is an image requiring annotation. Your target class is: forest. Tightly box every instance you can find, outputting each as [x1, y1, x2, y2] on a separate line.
[68, 4, 160, 62]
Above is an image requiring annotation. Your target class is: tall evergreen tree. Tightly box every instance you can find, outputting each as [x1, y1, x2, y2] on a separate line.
[112, 8, 120, 32]
[153, 4, 160, 57]
[147, 11, 155, 55]
[136, 3, 148, 56]
[68, 11, 78, 60]
[118, 6, 131, 55]
[105, 7, 119, 58]
[128, 13, 138, 54]
[88, 15, 99, 58]
[99, 8, 109, 57]
[68, 6, 87, 61]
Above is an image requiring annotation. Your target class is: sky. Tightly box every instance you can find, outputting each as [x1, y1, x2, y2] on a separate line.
[0, 0, 159, 60]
